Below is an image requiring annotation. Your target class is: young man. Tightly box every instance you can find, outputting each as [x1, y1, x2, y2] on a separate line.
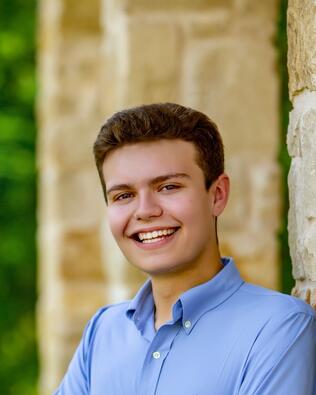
[54, 103, 316, 395]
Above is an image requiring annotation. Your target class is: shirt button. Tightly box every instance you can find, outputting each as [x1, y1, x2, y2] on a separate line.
[152, 351, 161, 359]
[184, 320, 191, 329]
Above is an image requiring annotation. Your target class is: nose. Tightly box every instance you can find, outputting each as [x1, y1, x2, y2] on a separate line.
[134, 191, 163, 221]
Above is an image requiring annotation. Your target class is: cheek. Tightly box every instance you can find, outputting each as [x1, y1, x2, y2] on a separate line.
[162, 197, 197, 229]
[173, 194, 212, 228]
[107, 207, 130, 239]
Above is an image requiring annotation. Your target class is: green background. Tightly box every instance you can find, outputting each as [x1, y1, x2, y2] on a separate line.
[0, 0, 38, 394]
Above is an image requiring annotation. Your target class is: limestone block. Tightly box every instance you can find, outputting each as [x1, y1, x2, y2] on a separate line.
[182, 0, 275, 40]
[233, 0, 278, 18]
[40, 122, 101, 179]
[122, 19, 181, 105]
[39, 283, 107, 337]
[304, 220, 316, 280]
[46, 335, 80, 389]
[100, 1, 128, 114]
[38, 26, 102, 171]
[288, 159, 305, 280]
[183, 10, 230, 38]
[59, 227, 105, 280]
[37, 223, 61, 307]
[39, 167, 104, 228]
[221, 230, 275, 264]
[61, 0, 101, 33]
[287, 0, 316, 98]
[287, 92, 316, 281]
[239, 253, 279, 290]
[101, 11, 181, 108]
[229, 15, 275, 39]
[106, 0, 233, 14]
[38, 281, 107, 392]
[248, 162, 281, 233]
[57, 36, 102, 107]
[221, 232, 278, 289]
[221, 156, 249, 231]
[222, 157, 280, 233]
[41, 121, 100, 172]
[181, 37, 279, 157]
[56, 282, 107, 335]
[220, 158, 279, 289]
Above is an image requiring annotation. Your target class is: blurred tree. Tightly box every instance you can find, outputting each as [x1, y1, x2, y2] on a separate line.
[0, 1, 38, 394]
[276, 0, 294, 294]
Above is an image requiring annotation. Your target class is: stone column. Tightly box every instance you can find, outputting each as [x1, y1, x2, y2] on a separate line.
[37, 1, 107, 394]
[287, 0, 316, 309]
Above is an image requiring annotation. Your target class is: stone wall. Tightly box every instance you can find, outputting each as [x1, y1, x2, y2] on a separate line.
[37, 0, 280, 393]
[287, 0, 316, 309]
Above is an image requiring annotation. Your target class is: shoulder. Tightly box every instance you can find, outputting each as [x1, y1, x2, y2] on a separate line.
[81, 300, 131, 344]
[241, 286, 316, 363]
[235, 288, 316, 395]
[88, 300, 131, 326]
[234, 284, 316, 366]
[234, 282, 316, 327]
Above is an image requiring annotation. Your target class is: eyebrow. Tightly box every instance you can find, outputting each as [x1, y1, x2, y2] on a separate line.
[106, 173, 190, 196]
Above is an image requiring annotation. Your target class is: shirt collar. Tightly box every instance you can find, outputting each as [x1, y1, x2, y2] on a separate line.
[178, 257, 244, 333]
[126, 277, 154, 333]
[126, 257, 244, 334]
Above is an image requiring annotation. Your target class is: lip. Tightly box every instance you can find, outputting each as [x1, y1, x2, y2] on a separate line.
[130, 227, 179, 250]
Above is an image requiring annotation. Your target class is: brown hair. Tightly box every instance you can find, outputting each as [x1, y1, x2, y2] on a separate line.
[93, 103, 224, 200]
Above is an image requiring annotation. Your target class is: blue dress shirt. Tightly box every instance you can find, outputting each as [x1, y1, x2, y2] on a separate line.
[54, 257, 316, 395]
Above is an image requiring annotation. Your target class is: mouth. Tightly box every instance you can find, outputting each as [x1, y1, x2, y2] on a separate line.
[130, 227, 180, 244]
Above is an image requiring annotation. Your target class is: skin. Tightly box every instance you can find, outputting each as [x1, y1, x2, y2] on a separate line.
[102, 139, 230, 330]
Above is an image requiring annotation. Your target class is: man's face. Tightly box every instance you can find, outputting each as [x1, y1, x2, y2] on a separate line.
[102, 139, 227, 276]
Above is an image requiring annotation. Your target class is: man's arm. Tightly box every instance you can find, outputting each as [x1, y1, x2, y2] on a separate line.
[239, 311, 316, 395]
[53, 307, 106, 395]
[53, 335, 89, 395]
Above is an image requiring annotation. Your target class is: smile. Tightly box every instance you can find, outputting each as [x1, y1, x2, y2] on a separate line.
[132, 227, 179, 244]
[139, 228, 176, 241]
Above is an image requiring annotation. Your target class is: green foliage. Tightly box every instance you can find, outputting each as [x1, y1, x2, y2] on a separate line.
[275, 0, 295, 294]
[0, 0, 38, 393]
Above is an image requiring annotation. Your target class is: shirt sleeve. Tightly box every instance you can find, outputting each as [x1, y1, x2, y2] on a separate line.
[238, 311, 316, 395]
[52, 307, 105, 395]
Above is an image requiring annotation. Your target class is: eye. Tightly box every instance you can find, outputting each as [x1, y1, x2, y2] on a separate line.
[114, 192, 134, 201]
[160, 184, 180, 192]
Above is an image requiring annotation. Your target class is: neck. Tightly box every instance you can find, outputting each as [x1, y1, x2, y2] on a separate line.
[151, 250, 223, 331]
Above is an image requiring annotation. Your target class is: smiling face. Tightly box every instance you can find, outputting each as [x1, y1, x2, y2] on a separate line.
[102, 139, 229, 277]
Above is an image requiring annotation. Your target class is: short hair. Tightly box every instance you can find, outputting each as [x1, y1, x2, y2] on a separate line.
[93, 103, 224, 199]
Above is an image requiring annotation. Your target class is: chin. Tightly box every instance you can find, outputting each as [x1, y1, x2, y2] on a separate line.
[132, 258, 187, 276]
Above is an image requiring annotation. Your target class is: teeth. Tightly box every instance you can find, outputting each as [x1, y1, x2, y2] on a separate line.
[138, 228, 176, 241]
[142, 237, 164, 244]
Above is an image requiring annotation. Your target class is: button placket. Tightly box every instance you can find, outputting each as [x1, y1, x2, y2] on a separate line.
[138, 324, 181, 395]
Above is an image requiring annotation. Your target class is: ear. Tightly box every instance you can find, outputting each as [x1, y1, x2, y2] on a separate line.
[210, 173, 230, 217]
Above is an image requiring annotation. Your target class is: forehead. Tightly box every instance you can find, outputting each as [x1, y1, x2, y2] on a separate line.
[102, 139, 200, 185]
